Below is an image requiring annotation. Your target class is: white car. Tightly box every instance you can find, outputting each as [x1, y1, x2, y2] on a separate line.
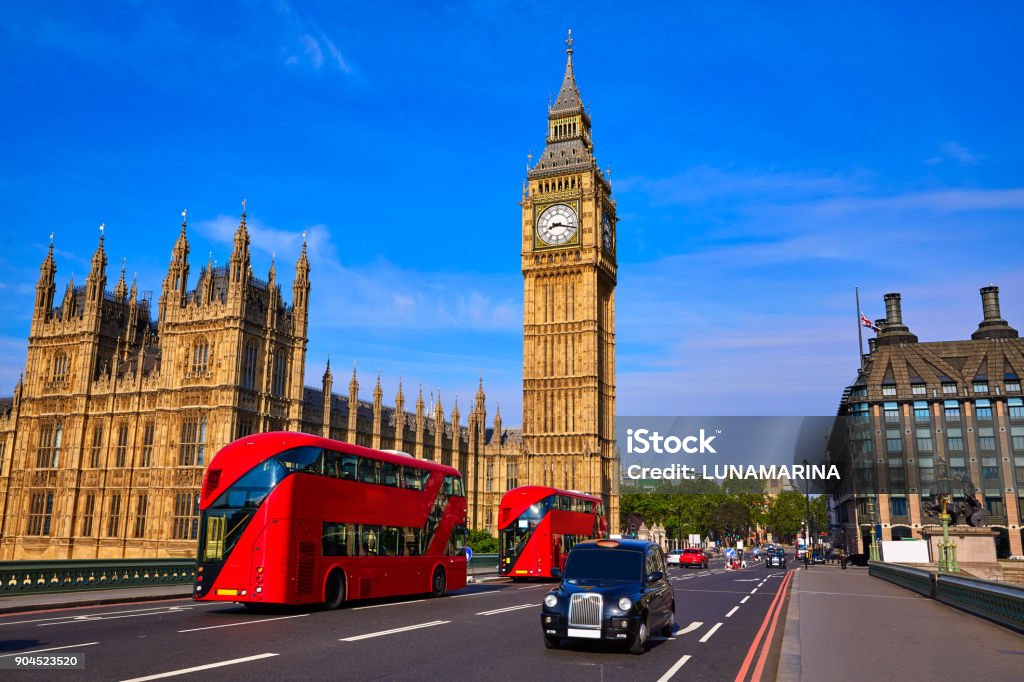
[666, 549, 684, 567]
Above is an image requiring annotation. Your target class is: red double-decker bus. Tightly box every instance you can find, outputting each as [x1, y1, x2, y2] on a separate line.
[498, 486, 607, 579]
[194, 432, 468, 608]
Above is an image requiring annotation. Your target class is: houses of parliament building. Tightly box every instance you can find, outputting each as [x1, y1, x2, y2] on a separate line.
[0, 34, 620, 559]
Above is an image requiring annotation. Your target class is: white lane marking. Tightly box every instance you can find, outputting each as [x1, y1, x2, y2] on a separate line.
[751, 588, 758, 594]
[340, 620, 449, 642]
[121, 653, 278, 682]
[177, 613, 308, 633]
[734, 578, 760, 582]
[477, 603, 536, 616]
[518, 585, 546, 590]
[449, 590, 503, 598]
[353, 598, 428, 610]
[656, 654, 692, 682]
[0, 641, 99, 658]
[676, 620, 703, 635]
[726, 606, 739, 618]
[40, 610, 195, 627]
[699, 622, 723, 643]
[3, 606, 193, 627]
[740, 596, 750, 604]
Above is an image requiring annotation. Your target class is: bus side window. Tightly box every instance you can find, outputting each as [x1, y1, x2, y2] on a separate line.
[340, 454, 357, 480]
[322, 522, 352, 557]
[404, 468, 424, 491]
[359, 458, 379, 484]
[381, 461, 399, 487]
[360, 525, 381, 556]
[381, 527, 401, 556]
[324, 451, 340, 478]
[403, 527, 422, 556]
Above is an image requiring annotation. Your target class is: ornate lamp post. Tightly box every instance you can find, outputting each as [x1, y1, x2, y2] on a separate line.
[935, 458, 960, 573]
[863, 495, 881, 561]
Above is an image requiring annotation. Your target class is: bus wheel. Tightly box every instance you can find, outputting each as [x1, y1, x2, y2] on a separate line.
[325, 570, 345, 610]
[430, 567, 447, 598]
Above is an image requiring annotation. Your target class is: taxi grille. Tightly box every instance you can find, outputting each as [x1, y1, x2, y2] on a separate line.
[568, 593, 602, 628]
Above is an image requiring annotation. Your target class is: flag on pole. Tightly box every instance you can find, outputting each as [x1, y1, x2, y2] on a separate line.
[860, 313, 878, 332]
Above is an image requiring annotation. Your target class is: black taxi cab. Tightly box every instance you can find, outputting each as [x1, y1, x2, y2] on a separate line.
[540, 539, 675, 654]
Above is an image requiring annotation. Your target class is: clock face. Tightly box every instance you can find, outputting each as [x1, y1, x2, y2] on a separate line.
[602, 211, 614, 252]
[537, 204, 579, 245]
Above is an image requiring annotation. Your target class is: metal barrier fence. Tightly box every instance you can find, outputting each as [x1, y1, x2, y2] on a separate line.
[869, 561, 1024, 634]
[935, 573, 1024, 634]
[468, 553, 498, 572]
[868, 561, 935, 597]
[0, 559, 196, 597]
[1, 553, 499, 598]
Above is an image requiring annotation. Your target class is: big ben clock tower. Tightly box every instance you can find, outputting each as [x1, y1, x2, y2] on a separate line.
[521, 31, 619, 525]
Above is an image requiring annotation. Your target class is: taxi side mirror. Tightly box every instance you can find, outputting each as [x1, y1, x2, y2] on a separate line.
[647, 570, 664, 583]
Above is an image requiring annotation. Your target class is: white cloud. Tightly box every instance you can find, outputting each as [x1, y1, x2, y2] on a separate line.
[924, 141, 984, 166]
[276, 1, 353, 75]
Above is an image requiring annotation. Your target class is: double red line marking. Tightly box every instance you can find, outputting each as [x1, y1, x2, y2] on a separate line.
[734, 570, 793, 682]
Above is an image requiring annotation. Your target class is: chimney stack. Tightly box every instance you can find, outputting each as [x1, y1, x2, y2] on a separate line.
[972, 285, 1018, 340]
[876, 292, 918, 346]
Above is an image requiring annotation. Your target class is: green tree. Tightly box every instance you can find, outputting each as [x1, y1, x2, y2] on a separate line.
[467, 529, 498, 554]
[765, 491, 807, 541]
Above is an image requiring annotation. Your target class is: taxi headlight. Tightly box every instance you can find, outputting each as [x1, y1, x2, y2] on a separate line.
[544, 594, 559, 608]
[618, 596, 632, 612]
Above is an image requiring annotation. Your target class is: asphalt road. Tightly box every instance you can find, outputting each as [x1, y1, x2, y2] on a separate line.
[0, 556, 792, 681]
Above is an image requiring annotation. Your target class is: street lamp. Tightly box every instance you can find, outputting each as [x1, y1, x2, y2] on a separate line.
[934, 457, 960, 573]
[865, 495, 880, 561]
[802, 459, 812, 567]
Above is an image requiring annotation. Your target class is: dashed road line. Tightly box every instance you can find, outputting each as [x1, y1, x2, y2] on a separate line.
[675, 620, 703, 635]
[726, 606, 739, 618]
[740, 596, 750, 604]
[120, 653, 279, 682]
[699, 622, 723, 643]
[0, 642, 99, 658]
[353, 598, 429, 610]
[178, 614, 308, 633]
[656, 654, 692, 682]
[476, 603, 536, 616]
[340, 620, 450, 642]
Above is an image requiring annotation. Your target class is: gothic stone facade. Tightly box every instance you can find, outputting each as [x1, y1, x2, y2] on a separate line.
[0, 219, 516, 559]
[0, 38, 622, 559]
[831, 287, 1024, 558]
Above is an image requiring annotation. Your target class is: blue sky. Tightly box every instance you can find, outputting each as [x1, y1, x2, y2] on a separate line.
[1, 1, 1022, 420]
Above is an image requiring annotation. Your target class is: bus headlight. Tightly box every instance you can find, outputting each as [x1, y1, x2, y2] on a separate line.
[544, 594, 559, 608]
[618, 597, 632, 612]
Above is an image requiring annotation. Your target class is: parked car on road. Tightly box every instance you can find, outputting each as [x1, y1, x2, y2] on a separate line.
[540, 539, 676, 654]
[678, 547, 709, 569]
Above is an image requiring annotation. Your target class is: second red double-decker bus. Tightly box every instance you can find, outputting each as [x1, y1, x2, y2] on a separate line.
[498, 486, 607, 578]
[194, 432, 468, 608]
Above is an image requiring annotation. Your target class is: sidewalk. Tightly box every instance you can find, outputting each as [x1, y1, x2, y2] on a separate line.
[0, 585, 193, 615]
[778, 565, 1023, 681]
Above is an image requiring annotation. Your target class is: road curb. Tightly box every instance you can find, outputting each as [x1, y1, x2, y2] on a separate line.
[0, 590, 193, 615]
[777, 569, 801, 682]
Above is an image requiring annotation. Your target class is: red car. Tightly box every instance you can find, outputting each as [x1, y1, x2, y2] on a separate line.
[678, 548, 709, 569]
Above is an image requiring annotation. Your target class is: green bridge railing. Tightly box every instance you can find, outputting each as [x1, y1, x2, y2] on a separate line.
[1, 554, 499, 598]
[869, 561, 1024, 634]
[0, 559, 196, 597]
